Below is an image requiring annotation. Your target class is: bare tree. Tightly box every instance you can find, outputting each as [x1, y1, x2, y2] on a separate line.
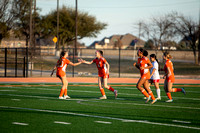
[172, 12, 199, 64]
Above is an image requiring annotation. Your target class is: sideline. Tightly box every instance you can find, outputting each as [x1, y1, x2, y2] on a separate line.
[0, 77, 199, 84]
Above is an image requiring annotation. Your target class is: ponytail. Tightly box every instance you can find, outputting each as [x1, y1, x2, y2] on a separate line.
[58, 51, 66, 66]
[163, 52, 172, 59]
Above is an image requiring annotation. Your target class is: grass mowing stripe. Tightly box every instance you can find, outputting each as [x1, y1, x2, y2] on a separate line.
[1, 106, 200, 130]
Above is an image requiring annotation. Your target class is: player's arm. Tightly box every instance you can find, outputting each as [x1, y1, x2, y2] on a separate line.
[140, 62, 153, 70]
[105, 61, 110, 74]
[133, 62, 140, 69]
[50, 65, 57, 77]
[69, 60, 82, 66]
[150, 68, 156, 78]
[82, 60, 93, 65]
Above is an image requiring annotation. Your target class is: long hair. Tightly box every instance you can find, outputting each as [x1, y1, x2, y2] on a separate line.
[163, 52, 172, 59]
[150, 54, 160, 70]
[58, 51, 67, 66]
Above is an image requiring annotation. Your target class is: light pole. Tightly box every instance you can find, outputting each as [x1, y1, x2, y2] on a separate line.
[57, 0, 59, 51]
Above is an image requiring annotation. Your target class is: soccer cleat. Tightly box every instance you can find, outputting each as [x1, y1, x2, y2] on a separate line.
[59, 96, 64, 99]
[166, 99, 173, 103]
[151, 99, 157, 104]
[181, 88, 186, 95]
[145, 96, 151, 103]
[114, 90, 118, 99]
[156, 97, 161, 100]
[143, 97, 147, 99]
[99, 95, 107, 99]
[64, 95, 71, 99]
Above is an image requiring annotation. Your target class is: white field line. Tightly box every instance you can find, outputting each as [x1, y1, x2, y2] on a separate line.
[11, 99, 21, 101]
[77, 100, 200, 110]
[172, 120, 191, 124]
[54, 121, 71, 125]
[0, 106, 199, 130]
[12, 122, 28, 126]
[94, 121, 112, 124]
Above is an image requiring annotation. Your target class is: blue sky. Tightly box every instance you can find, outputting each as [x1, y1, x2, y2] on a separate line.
[37, 0, 199, 46]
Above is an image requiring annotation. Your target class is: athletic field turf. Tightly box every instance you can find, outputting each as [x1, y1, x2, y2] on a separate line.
[0, 83, 200, 132]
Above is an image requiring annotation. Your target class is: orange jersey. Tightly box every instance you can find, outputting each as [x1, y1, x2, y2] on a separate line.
[56, 57, 71, 77]
[93, 57, 108, 76]
[164, 59, 175, 82]
[137, 57, 151, 75]
[164, 59, 174, 77]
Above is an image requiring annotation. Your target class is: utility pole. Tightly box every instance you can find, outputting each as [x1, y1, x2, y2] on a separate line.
[75, 0, 78, 55]
[57, 0, 59, 50]
[29, 0, 33, 48]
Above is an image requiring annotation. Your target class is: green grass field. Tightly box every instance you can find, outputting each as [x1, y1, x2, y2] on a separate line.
[0, 83, 200, 132]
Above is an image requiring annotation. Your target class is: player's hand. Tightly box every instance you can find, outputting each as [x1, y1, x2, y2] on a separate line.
[140, 67, 144, 70]
[133, 62, 136, 66]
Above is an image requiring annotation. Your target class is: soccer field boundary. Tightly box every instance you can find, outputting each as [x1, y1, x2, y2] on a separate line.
[0, 77, 199, 84]
[0, 105, 200, 130]
[0, 84, 200, 87]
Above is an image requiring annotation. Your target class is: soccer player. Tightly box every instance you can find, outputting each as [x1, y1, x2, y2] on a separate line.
[163, 52, 185, 102]
[149, 54, 161, 100]
[133, 48, 157, 104]
[51, 51, 82, 99]
[82, 50, 118, 99]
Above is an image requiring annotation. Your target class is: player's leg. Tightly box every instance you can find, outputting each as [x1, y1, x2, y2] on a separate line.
[137, 78, 150, 101]
[62, 76, 70, 99]
[103, 77, 118, 98]
[98, 77, 106, 99]
[165, 80, 173, 102]
[154, 81, 161, 100]
[58, 76, 65, 99]
[144, 80, 156, 104]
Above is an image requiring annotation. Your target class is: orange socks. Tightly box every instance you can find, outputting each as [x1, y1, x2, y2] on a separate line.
[59, 89, 65, 97]
[108, 86, 115, 92]
[172, 88, 182, 92]
[167, 92, 172, 100]
[100, 88, 105, 96]
[149, 91, 156, 100]
[141, 89, 149, 98]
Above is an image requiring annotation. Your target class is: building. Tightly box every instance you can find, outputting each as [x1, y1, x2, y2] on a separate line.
[88, 33, 145, 49]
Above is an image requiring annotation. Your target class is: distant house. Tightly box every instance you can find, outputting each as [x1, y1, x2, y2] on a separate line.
[88, 33, 145, 49]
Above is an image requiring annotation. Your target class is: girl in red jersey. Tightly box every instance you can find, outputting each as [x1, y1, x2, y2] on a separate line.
[163, 52, 185, 102]
[82, 50, 118, 99]
[51, 51, 82, 99]
[133, 48, 157, 104]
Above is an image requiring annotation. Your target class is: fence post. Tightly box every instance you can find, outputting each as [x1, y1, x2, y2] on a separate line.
[119, 48, 121, 78]
[4, 48, 7, 77]
[15, 48, 17, 77]
[26, 47, 29, 77]
[23, 56, 25, 77]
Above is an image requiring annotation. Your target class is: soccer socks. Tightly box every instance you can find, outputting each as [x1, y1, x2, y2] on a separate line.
[167, 92, 172, 100]
[148, 91, 156, 100]
[156, 89, 161, 98]
[59, 89, 65, 97]
[172, 88, 182, 92]
[100, 88, 105, 96]
[108, 86, 115, 92]
[141, 89, 149, 98]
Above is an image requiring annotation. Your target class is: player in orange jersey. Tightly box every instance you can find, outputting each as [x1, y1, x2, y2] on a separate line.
[133, 48, 157, 104]
[82, 50, 118, 99]
[163, 52, 185, 102]
[51, 51, 82, 99]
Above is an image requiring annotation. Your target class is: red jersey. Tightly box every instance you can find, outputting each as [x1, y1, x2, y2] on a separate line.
[93, 57, 108, 76]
